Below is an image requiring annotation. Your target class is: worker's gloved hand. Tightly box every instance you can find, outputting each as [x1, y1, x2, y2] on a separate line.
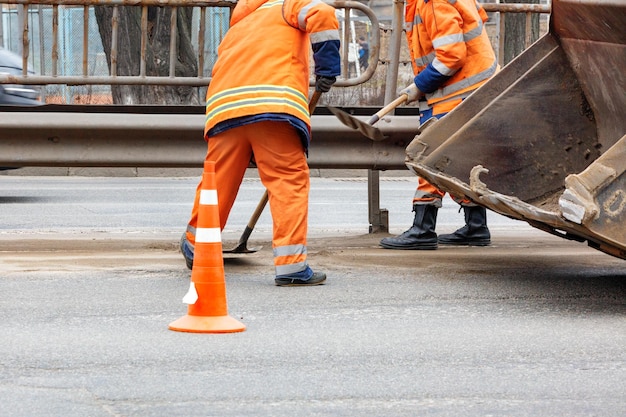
[399, 82, 422, 103]
[315, 75, 336, 93]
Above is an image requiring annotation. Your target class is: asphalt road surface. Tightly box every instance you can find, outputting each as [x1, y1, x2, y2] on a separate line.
[1, 176, 625, 417]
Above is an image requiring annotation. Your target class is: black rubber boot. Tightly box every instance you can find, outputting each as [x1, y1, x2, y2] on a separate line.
[380, 205, 438, 250]
[438, 205, 491, 246]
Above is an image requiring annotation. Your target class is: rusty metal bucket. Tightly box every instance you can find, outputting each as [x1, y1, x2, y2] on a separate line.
[404, 0, 626, 260]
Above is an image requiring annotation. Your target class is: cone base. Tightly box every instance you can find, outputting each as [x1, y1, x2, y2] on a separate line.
[168, 314, 246, 333]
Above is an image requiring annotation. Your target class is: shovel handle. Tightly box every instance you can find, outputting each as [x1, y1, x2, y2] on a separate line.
[241, 189, 269, 237]
[309, 90, 322, 114]
[227, 189, 268, 252]
[367, 94, 409, 126]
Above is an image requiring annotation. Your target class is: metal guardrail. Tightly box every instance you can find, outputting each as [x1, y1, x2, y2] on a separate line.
[0, 106, 420, 169]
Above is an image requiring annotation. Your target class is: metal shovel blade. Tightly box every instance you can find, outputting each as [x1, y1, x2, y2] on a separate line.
[327, 106, 387, 141]
[327, 94, 409, 141]
[223, 228, 263, 254]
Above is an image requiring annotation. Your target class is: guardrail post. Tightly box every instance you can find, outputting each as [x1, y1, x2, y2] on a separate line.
[367, 0, 404, 233]
[368, 169, 388, 233]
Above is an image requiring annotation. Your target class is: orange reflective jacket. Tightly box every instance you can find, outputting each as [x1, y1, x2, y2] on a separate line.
[405, 0, 497, 107]
[205, 0, 340, 137]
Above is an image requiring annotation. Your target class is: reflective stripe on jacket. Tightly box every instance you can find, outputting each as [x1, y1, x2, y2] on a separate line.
[205, 0, 340, 138]
[405, 0, 497, 106]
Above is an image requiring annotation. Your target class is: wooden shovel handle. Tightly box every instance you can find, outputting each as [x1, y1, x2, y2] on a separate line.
[242, 189, 269, 234]
[367, 94, 409, 126]
[309, 90, 322, 114]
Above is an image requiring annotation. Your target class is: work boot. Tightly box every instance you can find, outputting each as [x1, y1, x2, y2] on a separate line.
[379, 204, 438, 250]
[438, 205, 491, 246]
[275, 266, 327, 286]
[180, 232, 194, 269]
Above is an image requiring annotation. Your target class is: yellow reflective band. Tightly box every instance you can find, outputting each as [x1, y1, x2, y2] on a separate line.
[259, 0, 283, 10]
[207, 85, 306, 106]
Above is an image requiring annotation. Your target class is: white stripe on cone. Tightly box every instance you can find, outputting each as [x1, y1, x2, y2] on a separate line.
[195, 227, 222, 243]
[199, 189, 218, 205]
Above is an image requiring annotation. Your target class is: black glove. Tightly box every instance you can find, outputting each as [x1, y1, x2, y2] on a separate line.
[315, 75, 336, 93]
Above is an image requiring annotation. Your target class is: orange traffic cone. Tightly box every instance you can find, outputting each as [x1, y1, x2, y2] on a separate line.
[169, 161, 246, 333]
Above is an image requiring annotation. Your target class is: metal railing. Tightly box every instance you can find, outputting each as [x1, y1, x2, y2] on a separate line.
[482, 2, 551, 67]
[0, 0, 380, 87]
[0, 1, 552, 90]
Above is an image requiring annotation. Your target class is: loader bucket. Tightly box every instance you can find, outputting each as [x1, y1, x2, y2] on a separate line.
[404, 0, 626, 260]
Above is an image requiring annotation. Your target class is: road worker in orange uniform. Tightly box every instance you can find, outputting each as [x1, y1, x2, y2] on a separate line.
[380, 0, 498, 250]
[181, 0, 341, 286]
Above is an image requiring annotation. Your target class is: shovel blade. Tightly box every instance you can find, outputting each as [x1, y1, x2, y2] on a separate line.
[327, 106, 387, 141]
[223, 241, 263, 254]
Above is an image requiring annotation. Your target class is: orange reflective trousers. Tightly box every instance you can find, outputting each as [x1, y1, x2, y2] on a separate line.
[186, 121, 310, 274]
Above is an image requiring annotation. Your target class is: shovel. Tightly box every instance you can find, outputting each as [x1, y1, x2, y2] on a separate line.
[223, 90, 323, 254]
[327, 93, 409, 141]
[223, 189, 268, 254]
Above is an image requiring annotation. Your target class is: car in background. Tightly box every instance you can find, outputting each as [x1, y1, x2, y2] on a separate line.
[0, 46, 42, 105]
